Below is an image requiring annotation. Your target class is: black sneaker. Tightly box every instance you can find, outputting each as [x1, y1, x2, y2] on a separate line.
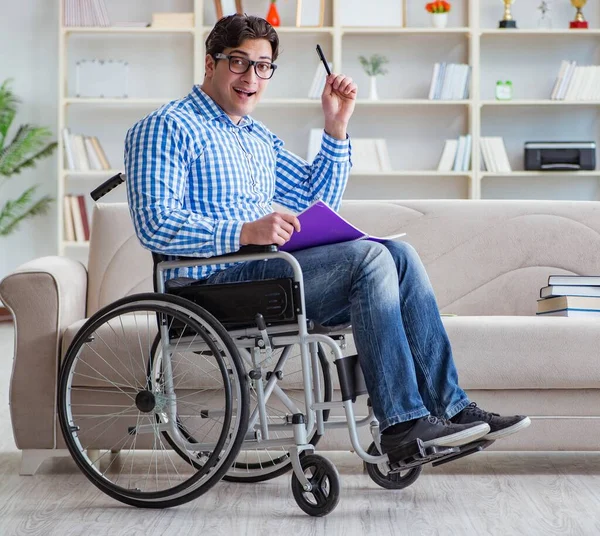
[380, 415, 490, 456]
[450, 402, 531, 440]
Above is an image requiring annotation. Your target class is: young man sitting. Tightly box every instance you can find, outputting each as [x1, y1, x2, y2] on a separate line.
[124, 14, 531, 461]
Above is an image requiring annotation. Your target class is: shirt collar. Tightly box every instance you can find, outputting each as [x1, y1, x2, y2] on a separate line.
[189, 85, 254, 130]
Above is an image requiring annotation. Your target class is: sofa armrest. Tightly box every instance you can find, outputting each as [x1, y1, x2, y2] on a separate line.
[0, 256, 87, 449]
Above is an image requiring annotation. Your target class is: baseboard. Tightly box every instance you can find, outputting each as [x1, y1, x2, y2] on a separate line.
[0, 306, 12, 323]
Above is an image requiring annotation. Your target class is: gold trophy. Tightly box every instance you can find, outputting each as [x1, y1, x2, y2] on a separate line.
[499, 0, 517, 29]
[570, 0, 588, 29]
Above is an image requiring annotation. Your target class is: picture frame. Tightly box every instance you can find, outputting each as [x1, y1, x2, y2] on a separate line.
[341, 0, 404, 28]
[296, 0, 325, 28]
[214, 0, 243, 20]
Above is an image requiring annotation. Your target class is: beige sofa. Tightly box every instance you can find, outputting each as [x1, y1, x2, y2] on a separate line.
[3, 199, 600, 475]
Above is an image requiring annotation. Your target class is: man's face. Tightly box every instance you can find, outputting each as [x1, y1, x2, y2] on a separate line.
[203, 38, 274, 124]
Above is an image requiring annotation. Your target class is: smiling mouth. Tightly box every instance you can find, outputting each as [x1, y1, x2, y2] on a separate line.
[234, 88, 256, 97]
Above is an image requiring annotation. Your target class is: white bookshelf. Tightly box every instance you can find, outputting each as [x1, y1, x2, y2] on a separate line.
[57, 0, 600, 258]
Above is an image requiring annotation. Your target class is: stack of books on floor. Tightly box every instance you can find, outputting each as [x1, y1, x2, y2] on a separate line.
[64, 0, 110, 26]
[437, 135, 471, 172]
[480, 137, 511, 172]
[550, 60, 600, 101]
[151, 12, 194, 28]
[428, 63, 471, 100]
[62, 128, 112, 171]
[537, 275, 600, 317]
[63, 195, 90, 243]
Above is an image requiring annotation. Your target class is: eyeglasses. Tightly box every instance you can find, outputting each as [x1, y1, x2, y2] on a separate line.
[213, 53, 278, 80]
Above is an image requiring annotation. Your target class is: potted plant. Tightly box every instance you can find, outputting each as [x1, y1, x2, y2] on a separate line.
[426, 1, 451, 29]
[0, 80, 56, 237]
[358, 54, 389, 100]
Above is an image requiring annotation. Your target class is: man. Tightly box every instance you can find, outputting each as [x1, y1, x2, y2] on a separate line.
[124, 14, 530, 460]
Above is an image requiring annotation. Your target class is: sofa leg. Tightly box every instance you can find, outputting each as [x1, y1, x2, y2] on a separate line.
[20, 449, 70, 476]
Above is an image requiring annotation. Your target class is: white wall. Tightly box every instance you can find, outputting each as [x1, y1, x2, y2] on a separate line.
[0, 1, 59, 280]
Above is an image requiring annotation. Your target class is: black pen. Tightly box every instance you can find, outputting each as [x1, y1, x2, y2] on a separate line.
[316, 44, 332, 76]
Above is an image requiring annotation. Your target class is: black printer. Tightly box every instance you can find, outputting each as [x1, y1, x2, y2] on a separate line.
[524, 141, 596, 171]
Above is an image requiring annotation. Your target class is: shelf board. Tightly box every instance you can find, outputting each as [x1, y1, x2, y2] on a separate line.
[201, 25, 334, 34]
[481, 100, 600, 106]
[351, 171, 472, 177]
[342, 27, 470, 35]
[481, 171, 600, 178]
[260, 98, 321, 106]
[62, 26, 195, 34]
[481, 29, 600, 36]
[63, 241, 90, 248]
[63, 169, 121, 177]
[63, 97, 171, 106]
[356, 99, 470, 106]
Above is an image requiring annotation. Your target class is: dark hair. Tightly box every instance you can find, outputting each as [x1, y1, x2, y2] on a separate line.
[205, 14, 280, 61]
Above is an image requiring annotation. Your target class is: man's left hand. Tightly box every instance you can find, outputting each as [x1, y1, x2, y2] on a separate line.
[322, 74, 357, 140]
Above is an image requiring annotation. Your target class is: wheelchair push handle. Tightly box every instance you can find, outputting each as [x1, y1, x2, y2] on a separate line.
[91, 172, 125, 201]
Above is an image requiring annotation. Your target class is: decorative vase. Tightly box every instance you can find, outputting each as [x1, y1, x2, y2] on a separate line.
[266, 0, 280, 27]
[431, 12, 448, 28]
[369, 76, 378, 100]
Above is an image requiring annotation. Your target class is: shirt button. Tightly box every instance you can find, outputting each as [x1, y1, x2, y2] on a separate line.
[247, 153, 252, 159]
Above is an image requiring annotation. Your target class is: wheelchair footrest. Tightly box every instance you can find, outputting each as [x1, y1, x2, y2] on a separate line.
[431, 439, 495, 468]
[387, 439, 460, 471]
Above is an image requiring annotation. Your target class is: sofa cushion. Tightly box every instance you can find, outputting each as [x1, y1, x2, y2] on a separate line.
[62, 315, 600, 392]
[442, 315, 600, 390]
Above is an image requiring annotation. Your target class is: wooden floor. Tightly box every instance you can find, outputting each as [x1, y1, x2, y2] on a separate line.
[1, 323, 600, 535]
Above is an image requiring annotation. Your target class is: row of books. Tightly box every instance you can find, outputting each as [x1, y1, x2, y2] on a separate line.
[63, 195, 90, 243]
[437, 135, 472, 172]
[62, 128, 112, 171]
[428, 63, 471, 101]
[550, 61, 600, 101]
[64, 0, 110, 27]
[537, 275, 600, 317]
[480, 137, 511, 173]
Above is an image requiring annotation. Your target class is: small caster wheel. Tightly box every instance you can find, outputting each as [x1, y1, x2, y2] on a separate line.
[366, 442, 422, 490]
[291, 454, 340, 517]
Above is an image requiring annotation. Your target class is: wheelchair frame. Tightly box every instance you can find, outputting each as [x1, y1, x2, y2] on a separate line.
[58, 173, 493, 517]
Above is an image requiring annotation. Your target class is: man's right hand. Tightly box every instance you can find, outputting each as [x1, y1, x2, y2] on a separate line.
[240, 212, 301, 246]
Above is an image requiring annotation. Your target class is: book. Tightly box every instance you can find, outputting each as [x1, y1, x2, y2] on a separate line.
[63, 195, 75, 242]
[537, 295, 600, 314]
[77, 195, 91, 241]
[90, 136, 111, 169]
[547, 275, 600, 286]
[540, 285, 600, 298]
[437, 139, 458, 172]
[70, 195, 86, 242]
[350, 138, 383, 172]
[280, 201, 406, 253]
[537, 309, 600, 317]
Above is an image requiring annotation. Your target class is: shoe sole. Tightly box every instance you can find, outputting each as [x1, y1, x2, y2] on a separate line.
[421, 423, 490, 448]
[485, 416, 532, 441]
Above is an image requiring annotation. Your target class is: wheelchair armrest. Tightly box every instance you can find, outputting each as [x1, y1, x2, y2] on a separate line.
[153, 245, 279, 265]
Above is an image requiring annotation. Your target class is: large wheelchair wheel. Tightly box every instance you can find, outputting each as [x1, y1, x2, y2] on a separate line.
[58, 293, 249, 509]
[224, 343, 333, 483]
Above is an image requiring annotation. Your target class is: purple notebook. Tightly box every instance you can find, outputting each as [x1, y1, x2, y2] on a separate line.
[280, 201, 405, 252]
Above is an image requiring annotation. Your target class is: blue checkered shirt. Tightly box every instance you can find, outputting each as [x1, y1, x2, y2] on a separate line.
[124, 86, 352, 280]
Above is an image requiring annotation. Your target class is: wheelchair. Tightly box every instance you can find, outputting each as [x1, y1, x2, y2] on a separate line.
[57, 173, 494, 517]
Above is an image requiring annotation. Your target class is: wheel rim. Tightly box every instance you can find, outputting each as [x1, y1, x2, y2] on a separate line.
[58, 296, 246, 503]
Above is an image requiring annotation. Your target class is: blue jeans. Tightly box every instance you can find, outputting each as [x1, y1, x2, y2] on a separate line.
[203, 240, 470, 431]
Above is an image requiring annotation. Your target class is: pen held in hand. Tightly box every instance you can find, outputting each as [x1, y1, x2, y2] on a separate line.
[316, 44, 332, 76]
